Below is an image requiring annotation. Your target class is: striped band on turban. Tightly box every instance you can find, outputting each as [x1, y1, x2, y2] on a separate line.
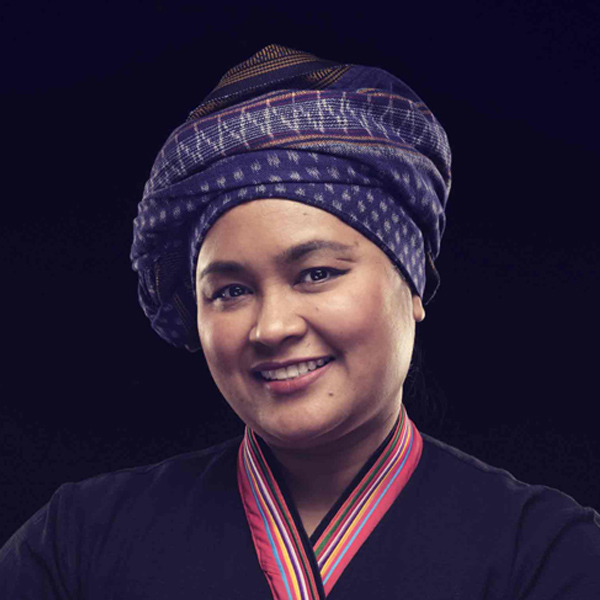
[130, 44, 452, 352]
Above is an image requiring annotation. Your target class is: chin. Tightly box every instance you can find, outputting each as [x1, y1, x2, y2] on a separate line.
[255, 410, 348, 450]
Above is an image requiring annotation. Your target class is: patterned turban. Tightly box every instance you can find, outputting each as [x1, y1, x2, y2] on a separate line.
[131, 44, 452, 351]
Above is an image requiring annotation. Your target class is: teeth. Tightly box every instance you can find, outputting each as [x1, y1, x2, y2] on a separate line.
[286, 364, 300, 378]
[297, 362, 308, 375]
[260, 358, 331, 381]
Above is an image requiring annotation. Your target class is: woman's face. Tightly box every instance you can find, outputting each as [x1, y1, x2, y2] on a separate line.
[195, 199, 424, 451]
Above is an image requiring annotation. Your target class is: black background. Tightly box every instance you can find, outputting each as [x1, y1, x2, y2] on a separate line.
[2, 0, 599, 546]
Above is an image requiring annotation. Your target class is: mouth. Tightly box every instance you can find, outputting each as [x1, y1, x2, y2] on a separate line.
[253, 357, 335, 382]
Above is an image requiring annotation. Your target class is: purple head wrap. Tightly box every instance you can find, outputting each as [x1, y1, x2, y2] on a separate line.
[130, 44, 452, 351]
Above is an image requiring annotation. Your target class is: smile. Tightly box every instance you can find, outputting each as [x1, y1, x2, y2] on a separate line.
[258, 357, 334, 381]
[256, 358, 335, 396]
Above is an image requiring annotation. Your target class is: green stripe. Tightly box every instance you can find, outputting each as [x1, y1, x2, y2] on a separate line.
[314, 411, 405, 556]
[247, 432, 320, 599]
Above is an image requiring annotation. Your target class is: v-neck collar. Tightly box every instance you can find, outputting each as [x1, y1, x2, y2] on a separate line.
[237, 405, 423, 599]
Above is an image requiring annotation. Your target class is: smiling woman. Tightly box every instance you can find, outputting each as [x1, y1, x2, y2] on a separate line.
[195, 199, 423, 537]
[1, 44, 599, 599]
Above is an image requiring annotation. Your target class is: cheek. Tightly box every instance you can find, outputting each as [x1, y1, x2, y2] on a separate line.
[198, 313, 246, 375]
[316, 277, 413, 382]
[198, 317, 250, 413]
[317, 285, 391, 357]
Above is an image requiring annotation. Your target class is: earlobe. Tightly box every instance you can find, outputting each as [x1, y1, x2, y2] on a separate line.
[412, 295, 426, 322]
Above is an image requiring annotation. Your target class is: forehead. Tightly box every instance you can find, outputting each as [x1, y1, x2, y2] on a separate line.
[194, 198, 411, 298]
[198, 199, 366, 262]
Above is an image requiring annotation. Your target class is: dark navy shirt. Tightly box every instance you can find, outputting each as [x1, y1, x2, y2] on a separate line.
[2, 433, 599, 599]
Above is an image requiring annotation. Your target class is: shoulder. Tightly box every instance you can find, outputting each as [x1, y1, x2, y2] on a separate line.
[0, 436, 244, 597]
[419, 432, 599, 520]
[2, 435, 243, 552]
[61, 435, 243, 513]
[65, 435, 242, 492]
[421, 432, 595, 504]
[415, 433, 600, 596]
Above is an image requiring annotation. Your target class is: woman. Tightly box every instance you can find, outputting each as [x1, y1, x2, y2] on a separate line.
[1, 44, 599, 599]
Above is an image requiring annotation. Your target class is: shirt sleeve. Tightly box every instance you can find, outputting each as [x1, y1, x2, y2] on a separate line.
[0, 483, 79, 600]
[509, 490, 600, 599]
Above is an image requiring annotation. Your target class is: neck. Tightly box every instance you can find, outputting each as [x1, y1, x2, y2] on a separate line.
[265, 405, 401, 536]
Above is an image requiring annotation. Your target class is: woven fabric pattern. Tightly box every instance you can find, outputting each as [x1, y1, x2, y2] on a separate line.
[130, 44, 452, 351]
[237, 404, 423, 599]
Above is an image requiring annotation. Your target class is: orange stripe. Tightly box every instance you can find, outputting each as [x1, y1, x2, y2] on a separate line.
[319, 428, 410, 567]
[246, 452, 303, 598]
[182, 88, 418, 133]
[248, 434, 320, 599]
[320, 429, 411, 574]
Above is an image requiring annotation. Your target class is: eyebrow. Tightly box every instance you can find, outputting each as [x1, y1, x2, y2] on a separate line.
[198, 239, 355, 281]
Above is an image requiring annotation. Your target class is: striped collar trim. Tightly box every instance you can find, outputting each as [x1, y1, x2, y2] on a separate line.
[237, 406, 423, 599]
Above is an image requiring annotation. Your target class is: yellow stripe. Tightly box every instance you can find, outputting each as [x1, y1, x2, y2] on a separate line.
[215, 55, 319, 89]
[321, 431, 411, 575]
[247, 457, 303, 599]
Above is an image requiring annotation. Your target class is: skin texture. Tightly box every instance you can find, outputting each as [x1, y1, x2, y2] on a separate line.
[195, 199, 425, 535]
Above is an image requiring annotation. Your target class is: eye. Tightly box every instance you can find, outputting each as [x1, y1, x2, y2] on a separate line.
[211, 284, 252, 302]
[297, 267, 346, 285]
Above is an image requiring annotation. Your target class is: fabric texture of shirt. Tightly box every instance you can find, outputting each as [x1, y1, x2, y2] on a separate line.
[2, 425, 600, 599]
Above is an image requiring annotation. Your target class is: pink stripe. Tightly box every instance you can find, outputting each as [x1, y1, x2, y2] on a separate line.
[319, 423, 412, 573]
[244, 438, 311, 600]
[317, 418, 410, 566]
[322, 424, 423, 594]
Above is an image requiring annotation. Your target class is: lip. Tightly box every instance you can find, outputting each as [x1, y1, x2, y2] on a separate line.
[256, 359, 334, 395]
[250, 355, 333, 373]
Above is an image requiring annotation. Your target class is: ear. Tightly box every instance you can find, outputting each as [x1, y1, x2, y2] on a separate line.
[412, 295, 426, 322]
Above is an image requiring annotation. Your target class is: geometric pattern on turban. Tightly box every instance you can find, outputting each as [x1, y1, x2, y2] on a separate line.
[131, 44, 452, 351]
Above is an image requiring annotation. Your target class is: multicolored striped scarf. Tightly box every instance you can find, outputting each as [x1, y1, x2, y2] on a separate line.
[237, 405, 423, 599]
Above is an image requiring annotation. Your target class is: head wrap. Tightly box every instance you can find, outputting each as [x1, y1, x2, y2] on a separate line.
[131, 44, 452, 352]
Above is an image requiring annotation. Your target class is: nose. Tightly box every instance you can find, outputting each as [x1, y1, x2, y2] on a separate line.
[248, 289, 307, 348]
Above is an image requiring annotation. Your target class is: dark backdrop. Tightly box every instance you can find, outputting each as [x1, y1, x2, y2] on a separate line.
[2, 0, 599, 546]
